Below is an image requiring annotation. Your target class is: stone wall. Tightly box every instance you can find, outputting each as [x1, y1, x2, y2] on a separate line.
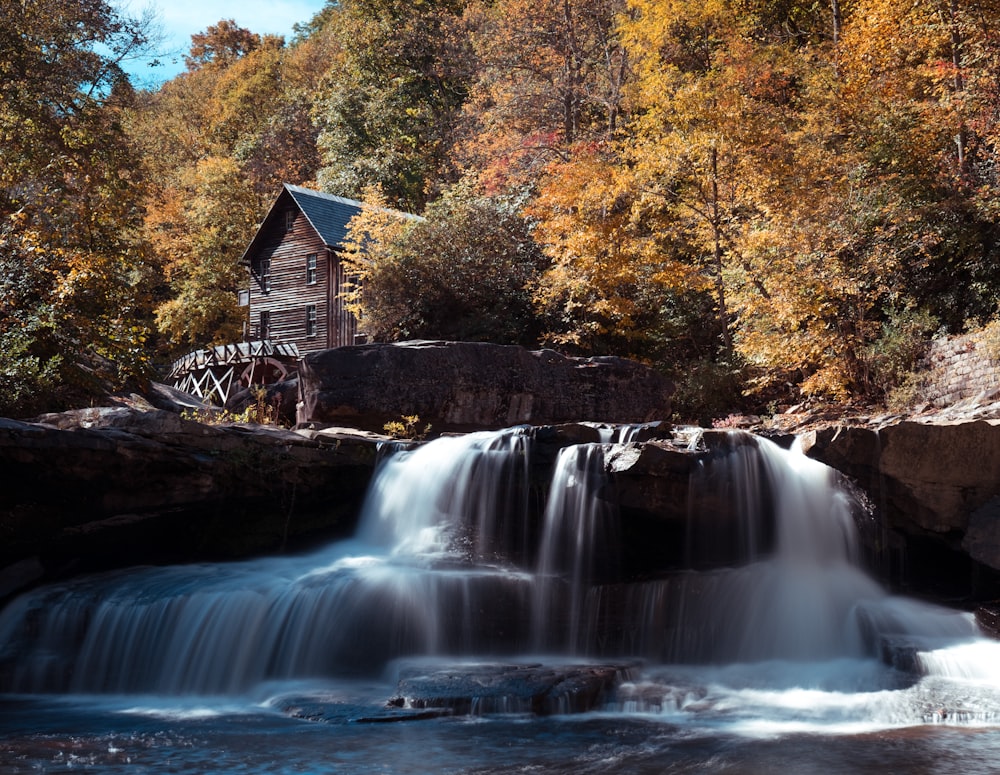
[919, 330, 1000, 407]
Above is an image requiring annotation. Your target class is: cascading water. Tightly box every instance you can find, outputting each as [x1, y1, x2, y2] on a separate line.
[2, 425, 1000, 771]
[585, 434, 978, 664]
[533, 443, 618, 652]
[0, 429, 544, 693]
[357, 429, 533, 560]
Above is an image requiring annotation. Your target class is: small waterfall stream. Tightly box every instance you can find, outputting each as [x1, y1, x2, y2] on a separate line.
[1, 426, 998, 739]
[533, 443, 617, 652]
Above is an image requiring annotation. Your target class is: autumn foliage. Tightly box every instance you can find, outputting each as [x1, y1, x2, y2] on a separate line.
[6, 0, 1000, 418]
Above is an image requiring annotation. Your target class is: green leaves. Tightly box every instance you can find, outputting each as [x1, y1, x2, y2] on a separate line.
[313, 0, 473, 210]
[343, 183, 545, 344]
[0, 0, 154, 416]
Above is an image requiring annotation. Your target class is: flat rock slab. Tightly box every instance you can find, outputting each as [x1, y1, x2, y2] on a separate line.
[0, 410, 380, 598]
[273, 696, 450, 724]
[387, 661, 636, 716]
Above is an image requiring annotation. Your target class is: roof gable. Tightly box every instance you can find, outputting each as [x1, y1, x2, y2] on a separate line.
[285, 184, 365, 249]
[240, 184, 420, 266]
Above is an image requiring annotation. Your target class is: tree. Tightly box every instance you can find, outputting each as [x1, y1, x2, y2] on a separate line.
[603, 0, 931, 399]
[151, 158, 257, 349]
[185, 19, 263, 70]
[0, 0, 155, 416]
[528, 143, 708, 356]
[312, 0, 474, 210]
[835, 0, 1000, 331]
[341, 183, 546, 344]
[460, 0, 630, 187]
[130, 18, 334, 355]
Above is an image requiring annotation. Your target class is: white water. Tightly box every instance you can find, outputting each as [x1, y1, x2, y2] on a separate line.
[1, 427, 999, 740]
[534, 443, 616, 651]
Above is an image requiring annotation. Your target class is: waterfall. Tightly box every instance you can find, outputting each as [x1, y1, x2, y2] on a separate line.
[533, 443, 617, 652]
[356, 428, 533, 560]
[585, 434, 978, 663]
[0, 426, 986, 697]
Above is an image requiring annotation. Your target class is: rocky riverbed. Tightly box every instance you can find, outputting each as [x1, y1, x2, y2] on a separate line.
[3, 342, 1000, 613]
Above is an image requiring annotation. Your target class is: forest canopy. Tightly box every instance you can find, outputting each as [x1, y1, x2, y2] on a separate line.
[4, 0, 1000, 419]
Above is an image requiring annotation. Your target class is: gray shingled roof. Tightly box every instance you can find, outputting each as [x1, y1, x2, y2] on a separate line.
[239, 184, 419, 265]
[284, 184, 366, 249]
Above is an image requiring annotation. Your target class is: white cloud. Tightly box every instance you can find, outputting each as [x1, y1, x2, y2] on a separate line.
[116, 0, 328, 84]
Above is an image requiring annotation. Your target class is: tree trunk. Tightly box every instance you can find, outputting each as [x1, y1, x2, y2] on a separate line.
[948, 0, 967, 173]
[709, 146, 732, 353]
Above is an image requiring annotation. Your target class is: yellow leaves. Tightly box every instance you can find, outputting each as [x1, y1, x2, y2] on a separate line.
[528, 142, 714, 348]
[340, 186, 418, 319]
[145, 154, 258, 350]
[529, 148, 640, 339]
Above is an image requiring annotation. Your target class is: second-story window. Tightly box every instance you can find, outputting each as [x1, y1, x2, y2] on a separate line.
[260, 310, 270, 340]
[260, 258, 271, 293]
[284, 209, 295, 232]
[306, 253, 317, 285]
[306, 304, 317, 337]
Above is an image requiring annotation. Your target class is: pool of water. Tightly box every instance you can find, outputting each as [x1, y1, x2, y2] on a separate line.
[4, 430, 999, 772]
[4, 655, 1000, 775]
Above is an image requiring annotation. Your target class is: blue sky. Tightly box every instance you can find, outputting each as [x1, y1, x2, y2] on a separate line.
[115, 0, 329, 86]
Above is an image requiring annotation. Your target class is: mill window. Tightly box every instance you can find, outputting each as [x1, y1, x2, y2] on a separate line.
[306, 304, 317, 337]
[260, 258, 271, 294]
[306, 253, 317, 285]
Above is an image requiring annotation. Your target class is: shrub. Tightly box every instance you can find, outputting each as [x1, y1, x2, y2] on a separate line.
[860, 307, 938, 406]
[383, 414, 431, 439]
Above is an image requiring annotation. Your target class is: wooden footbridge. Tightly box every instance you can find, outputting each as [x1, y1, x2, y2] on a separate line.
[167, 341, 301, 404]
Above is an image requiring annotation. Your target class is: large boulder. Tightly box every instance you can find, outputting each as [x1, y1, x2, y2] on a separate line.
[296, 341, 674, 432]
[802, 419, 1000, 597]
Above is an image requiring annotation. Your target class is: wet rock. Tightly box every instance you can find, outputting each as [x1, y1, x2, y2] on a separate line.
[272, 695, 449, 724]
[387, 662, 634, 716]
[0, 557, 44, 601]
[296, 340, 674, 432]
[605, 440, 697, 573]
[964, 498, 1000, 572]
[805, 420, 1000, 598]
[975, 602, 1000, 639]
[879, 637, 922, 674]
[805, 420, 1000, 538]
[605, 431, 785, 574]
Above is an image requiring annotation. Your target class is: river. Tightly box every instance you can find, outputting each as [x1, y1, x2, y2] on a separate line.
[2, 428, 999, 772]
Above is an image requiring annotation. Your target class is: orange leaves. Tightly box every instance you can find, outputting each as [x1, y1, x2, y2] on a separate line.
[614, 0, 920, 398]
[147, 156, 258, 349]
[459, 0, 629, 188]
[529, 143, 708, 349]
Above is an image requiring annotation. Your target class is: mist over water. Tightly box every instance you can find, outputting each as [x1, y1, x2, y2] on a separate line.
[2, 426, 999, 771]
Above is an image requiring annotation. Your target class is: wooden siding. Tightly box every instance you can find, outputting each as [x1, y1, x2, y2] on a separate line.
[328, 257, 359, 347]
[247, 207, 357, 353]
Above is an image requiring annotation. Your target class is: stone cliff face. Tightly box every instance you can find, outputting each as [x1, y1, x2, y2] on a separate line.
[296, 340, 675, 431]
[4, 409, 1000, 606]
[4, 340, 1000, 608]
[0, 409, 379, 600]
[802, 419, 1000, 598]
